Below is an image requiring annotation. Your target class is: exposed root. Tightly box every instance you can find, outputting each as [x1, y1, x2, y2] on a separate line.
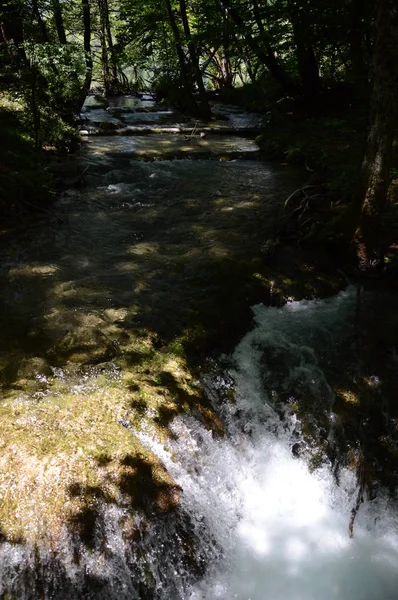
[348, 476, 365, 538]
[282, 180, 335, 241]
[183, 121, 200, 140]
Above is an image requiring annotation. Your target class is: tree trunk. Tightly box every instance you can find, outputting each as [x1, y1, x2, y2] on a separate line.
[97, 0, 118, 95]
[0, 23, 14, 64]
[103, 0, 118, 88]
[0, 0, 27, 66]
[79, 0, 93, 110]
[164, 0, 199, 115]
[220, 8, 233, 88]
[52, 0, 67, 44]
[288, 0, 321, 98]
[31, 0, 50, 43]
[338, 0, 398, 266]
[219, 0, 295, 93]
[252, 0, 267, 40]
[349, 0, 371, 86]
[97, 0, 111, 94]
[178, 0, 211, 119]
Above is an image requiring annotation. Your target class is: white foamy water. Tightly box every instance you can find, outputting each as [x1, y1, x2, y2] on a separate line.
[135, 288, 398, 600]
[184, 436, 398, 600]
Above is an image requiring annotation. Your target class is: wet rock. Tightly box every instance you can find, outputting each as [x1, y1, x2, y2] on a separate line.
[292, 442, 306, 457]
[17, 357, 52, 381]
[99, 121, 123, 131]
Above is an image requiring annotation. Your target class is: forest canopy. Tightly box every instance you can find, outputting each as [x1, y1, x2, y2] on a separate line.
[0, 0, 377, 137]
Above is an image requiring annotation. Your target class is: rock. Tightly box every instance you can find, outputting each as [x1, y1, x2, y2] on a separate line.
[99, 121, 122, 131]
[94, 94, 109, 108]
[17, 357, 52, 381]
[292, 442, 305, 457]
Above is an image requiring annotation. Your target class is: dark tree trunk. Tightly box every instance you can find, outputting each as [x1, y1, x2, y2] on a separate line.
[103, 0, 118, 87]
[0, 0, 27, 66]
[220, 8, 233, 88]
[79, 0, 93, 110]
[31, 0, 50, 43]
[348, 0, 373, 86]
[288, 0, 321, 98]
[52, 0, 67, 44]
[178, 0, 211, 119]
[0, 23, 14, 64]
[220, 0, 295, 93]
[97, 0, 118, 95]
[0, 0, 24, 45]
[97, 0, 111, 94]
[339, 0, 398, 266]
[164, 0, 200, 115]
[252, 0, 266, 39]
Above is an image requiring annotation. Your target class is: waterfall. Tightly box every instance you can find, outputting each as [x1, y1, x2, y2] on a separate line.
[136, 287, 398, 600]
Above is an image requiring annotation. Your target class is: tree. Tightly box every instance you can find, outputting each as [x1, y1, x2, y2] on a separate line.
[52, 0, 67, 44]
[97, 0, 120, 95]
[81, 0, 93, 104]
[178, 0, 211, 118]
[337, 0, 398, 266]
[0, 0, 27, 66]
[287, 0, 321, 98]
[219, 0, 295, 93]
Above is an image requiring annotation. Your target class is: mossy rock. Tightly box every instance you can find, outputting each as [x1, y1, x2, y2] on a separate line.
[17, 357, 52, 380]
[99, 121, 122, 131]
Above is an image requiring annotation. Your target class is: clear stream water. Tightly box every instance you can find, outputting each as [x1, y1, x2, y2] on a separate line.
[1, 97, 398, 599]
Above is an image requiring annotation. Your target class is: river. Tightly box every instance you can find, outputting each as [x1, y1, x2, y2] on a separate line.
[0, 96, 397, 599]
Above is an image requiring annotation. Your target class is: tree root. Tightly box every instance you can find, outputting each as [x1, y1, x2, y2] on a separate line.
[282, 181, 335, 241]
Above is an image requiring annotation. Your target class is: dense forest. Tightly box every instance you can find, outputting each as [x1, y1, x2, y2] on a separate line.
[0, 0, 397, 267]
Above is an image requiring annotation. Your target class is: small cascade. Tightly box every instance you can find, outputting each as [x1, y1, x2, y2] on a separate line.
[135, 288, 398, 600]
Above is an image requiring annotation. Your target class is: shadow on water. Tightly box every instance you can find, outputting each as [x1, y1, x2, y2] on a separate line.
[0, 150, 304, 392]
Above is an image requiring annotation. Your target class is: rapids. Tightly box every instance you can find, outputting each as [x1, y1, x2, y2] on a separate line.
[153, 288, 398, 600]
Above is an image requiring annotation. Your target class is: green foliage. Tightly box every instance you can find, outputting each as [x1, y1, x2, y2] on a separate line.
[0, 105, 52, 216]
[20, 42, 85, 149]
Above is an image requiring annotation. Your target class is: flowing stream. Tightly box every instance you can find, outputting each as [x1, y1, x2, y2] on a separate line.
[1, 97, 398, 599]
[161, 289, 398, 599]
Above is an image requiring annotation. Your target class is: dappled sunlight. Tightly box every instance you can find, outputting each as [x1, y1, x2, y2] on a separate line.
[127, 241, 160, 255]
[3, 103, 358, 597]
[8, 263, 59, 277]
[0, 155, 302, 388]
[85, 133, 259, 160]
[0, 379, 182, 545]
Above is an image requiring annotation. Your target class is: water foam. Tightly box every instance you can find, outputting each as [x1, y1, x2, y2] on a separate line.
[137, 288, 398, 600]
